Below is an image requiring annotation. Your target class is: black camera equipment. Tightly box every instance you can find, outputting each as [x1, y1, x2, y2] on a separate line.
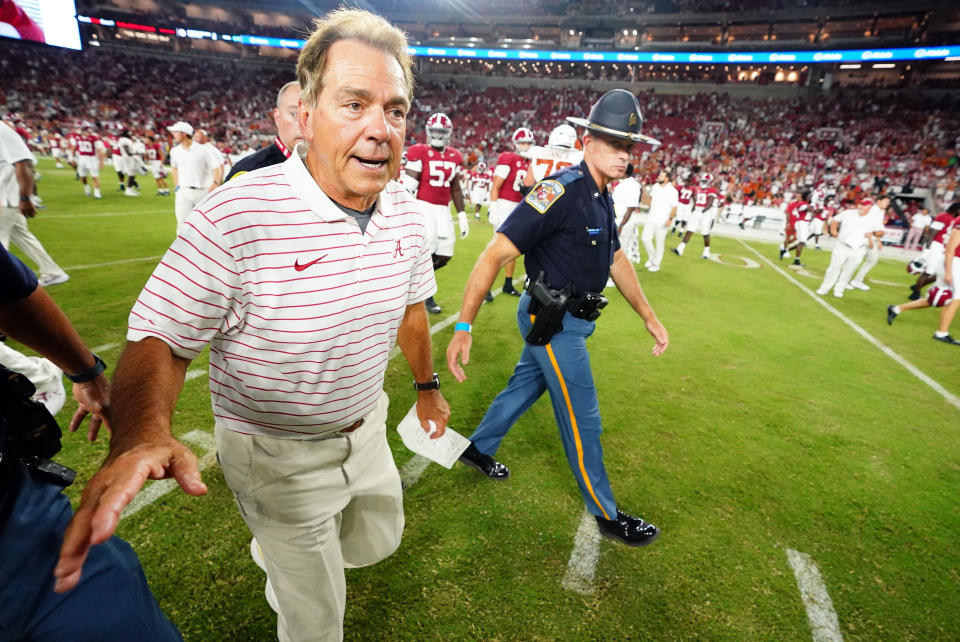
[0, 367, 75, 486]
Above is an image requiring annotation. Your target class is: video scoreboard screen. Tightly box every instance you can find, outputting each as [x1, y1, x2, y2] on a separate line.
[0, 0, 82, 50]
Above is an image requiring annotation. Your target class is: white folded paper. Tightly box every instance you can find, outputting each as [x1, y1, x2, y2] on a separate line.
[396, 403, 470, 469]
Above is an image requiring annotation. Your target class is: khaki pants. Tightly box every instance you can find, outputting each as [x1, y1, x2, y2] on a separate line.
[216, 392, 403, 642]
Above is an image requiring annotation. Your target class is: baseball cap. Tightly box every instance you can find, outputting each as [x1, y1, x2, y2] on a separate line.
[166, 121, 194, 136]
[859, 198, 874, 206]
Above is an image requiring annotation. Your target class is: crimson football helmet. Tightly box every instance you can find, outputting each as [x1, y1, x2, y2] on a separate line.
[512, 127, 534, 148]
[906, 257, 926, 275]
[426, 113, 453, 148]
[927, 285, 954, 307]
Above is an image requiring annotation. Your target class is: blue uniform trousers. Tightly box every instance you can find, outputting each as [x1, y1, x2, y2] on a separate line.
[469, 292, 617, 520]
[0, 461, 182, 642]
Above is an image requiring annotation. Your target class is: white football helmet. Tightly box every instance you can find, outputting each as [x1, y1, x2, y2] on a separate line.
[699, 173, 714, 187]
[548, 124, 577, 150]
[426, 112, 453, 148]
[512, 127, 534, 148]
[476, 161, 487, 173]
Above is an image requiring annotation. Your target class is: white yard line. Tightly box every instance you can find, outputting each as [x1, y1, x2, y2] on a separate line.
[119, 430, 217, 521]
[91, 342, 121, 353]
[184, 368, 207, 382]
[786, 549, 844, 642]
[739, 240, 960, 413]
[42, 209, 170, 219]
[399, 455, 431, 490]
[65, 255, 164, 271]
[560, 508, 602, 596]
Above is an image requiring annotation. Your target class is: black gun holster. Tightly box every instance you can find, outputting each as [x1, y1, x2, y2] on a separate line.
[524, 273, 570, 346]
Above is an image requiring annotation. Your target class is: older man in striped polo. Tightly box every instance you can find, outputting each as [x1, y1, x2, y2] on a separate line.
[55, 9, 449, 640]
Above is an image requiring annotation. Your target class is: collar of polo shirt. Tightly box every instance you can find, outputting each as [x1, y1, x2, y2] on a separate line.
[288, 142, 380, 222]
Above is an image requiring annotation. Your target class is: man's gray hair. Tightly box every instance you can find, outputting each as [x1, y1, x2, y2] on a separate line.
[296, 8, 414, 107]
[276, 80, 300, 108]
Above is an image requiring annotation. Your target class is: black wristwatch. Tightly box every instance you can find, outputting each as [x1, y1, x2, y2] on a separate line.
[413, 372, 440, 391]
[65, 354, 107, 383]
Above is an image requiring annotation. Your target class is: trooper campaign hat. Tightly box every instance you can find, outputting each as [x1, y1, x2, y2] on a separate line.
[567, 89, 660, 146]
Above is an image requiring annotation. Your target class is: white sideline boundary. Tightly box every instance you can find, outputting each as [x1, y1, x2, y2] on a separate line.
[560, 509, 602, 595]
[786, 549, 844, 642]
[739, 240, 960, 413]
[91, 342, 121, 354]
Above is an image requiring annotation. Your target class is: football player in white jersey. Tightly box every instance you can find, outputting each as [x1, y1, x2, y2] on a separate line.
[522, 124, 583, 186]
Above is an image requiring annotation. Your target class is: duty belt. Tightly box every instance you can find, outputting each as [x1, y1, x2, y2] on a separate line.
[528, 288, 608, 321]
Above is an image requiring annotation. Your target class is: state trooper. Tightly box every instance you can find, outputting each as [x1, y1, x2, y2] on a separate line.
[446, 89, 669, 546]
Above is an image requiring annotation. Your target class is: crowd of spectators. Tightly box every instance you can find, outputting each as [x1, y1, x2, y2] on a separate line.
[410, 81, 959, 211]
[1, 42, 287, 150]
[2, 40, 958, 212]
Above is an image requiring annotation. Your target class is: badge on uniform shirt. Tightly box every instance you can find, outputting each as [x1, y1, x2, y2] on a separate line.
[525, 180, 564, 214]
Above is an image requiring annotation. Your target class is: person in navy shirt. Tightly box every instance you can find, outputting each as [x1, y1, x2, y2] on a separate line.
[446, 90, 669, 547]
[0, 245, 182, 639]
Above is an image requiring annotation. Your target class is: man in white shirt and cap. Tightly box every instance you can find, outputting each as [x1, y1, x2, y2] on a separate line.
[640, 168, 679, 272]
[816, 198, 877, 298]
[167, 121, 221, 229]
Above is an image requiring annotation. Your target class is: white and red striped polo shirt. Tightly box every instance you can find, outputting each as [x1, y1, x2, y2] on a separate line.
[128, 148, 436, 438]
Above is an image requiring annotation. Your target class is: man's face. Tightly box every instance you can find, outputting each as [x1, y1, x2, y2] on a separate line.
[274, 85, 303, 150]
[858, 203, 872, 215]
[171, 131, 185, 144]
[877, 197, 890, 211]
[515, 142, 531, 155]
[298, 39, 409, 210]
[195, 129, 209, 144]
[585, 132, 634, 181]
[657, 171, 668, 184]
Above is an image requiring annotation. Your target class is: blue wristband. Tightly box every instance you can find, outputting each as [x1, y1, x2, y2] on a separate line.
[455, 322, 472, 333]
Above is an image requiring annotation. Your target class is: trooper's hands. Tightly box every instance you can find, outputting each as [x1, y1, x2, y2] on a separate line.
[416, 389, 450, 439]
[458, 211, 469, 239]
[69, 373, 111, 442]
[53, 434, 207, 593]
[645, 317, 669, 356]
[446, 330, 473, 383]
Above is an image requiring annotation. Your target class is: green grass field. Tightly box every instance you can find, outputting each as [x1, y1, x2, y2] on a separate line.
[11, 159, 960, 640]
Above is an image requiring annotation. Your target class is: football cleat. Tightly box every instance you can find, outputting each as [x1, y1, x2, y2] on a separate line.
[886, 305, 898, 325]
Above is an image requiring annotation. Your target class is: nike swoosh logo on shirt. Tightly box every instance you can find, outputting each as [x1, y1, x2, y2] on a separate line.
[293, 255, 327, 272]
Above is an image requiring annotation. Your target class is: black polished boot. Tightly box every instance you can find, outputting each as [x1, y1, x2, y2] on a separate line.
[595, 509, 659, 547]
[459, 442, 510, 480]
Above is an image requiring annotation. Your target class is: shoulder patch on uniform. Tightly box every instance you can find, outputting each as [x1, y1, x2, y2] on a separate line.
[525, 180, 565, 214]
